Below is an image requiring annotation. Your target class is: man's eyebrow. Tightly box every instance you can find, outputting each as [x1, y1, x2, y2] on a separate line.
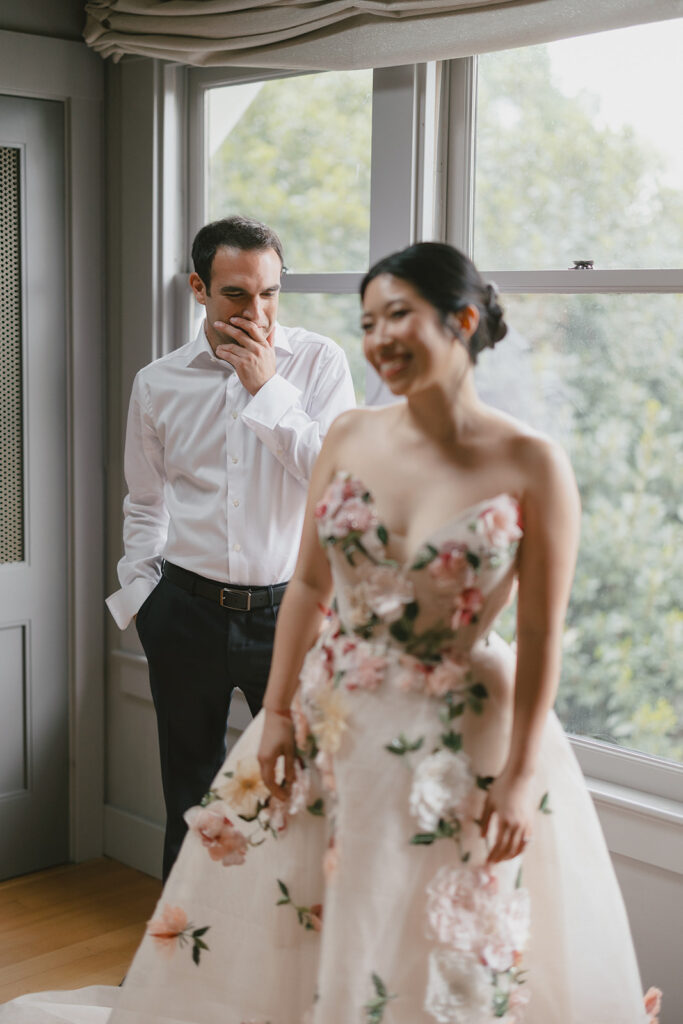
[218, 284, 281, 294]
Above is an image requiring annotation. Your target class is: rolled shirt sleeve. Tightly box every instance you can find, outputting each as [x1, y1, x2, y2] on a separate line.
[241, 344, 356, 483]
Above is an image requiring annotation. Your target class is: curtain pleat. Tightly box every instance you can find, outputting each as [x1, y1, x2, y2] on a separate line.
[83, 0, 683, 68]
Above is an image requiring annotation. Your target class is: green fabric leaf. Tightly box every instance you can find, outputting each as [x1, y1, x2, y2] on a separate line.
[441, 730, 463, 752]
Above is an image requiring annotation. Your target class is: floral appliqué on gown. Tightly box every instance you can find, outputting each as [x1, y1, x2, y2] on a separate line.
[109, 472, 656, 1024]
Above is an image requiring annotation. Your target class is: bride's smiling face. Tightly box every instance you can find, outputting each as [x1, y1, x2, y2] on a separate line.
[361, 274, 473, 395]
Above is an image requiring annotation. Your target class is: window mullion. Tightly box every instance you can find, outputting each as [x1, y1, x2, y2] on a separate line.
[368, 65, 417, 265]
[443, 56, 478, 256]
[281, 272, 362, 295]
[481, 269, 683, 294]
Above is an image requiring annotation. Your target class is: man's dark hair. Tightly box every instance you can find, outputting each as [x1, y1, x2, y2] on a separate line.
[191, 215, 285, 292]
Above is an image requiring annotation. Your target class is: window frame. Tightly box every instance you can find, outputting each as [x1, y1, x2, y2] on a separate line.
[438, 54, 683, 797]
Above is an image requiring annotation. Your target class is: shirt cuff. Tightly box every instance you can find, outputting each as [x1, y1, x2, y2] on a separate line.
[242, 374, 302, 430]
[106, 577, 158, 630]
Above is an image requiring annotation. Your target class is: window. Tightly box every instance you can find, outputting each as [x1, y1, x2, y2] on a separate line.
[470, 20, 683, 771]
[189, 64, 418, 403]
[187, 18, 683, 788]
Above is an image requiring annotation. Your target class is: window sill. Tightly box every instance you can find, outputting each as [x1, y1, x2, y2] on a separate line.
[586, 776, 683, 876]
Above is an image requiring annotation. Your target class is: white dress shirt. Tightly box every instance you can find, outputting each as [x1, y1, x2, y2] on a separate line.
[106, 321, 356, 629]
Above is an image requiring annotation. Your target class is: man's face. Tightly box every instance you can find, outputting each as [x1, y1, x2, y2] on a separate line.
[189, 245, 282, 352]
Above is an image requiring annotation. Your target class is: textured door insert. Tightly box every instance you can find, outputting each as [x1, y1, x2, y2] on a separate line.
[0, 146, 23, 564]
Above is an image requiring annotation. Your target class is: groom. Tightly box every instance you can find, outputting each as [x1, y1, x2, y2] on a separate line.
[107, 215, 355, 879]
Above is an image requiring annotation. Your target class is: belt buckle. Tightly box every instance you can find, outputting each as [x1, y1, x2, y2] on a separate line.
[219, 587, 251, 611]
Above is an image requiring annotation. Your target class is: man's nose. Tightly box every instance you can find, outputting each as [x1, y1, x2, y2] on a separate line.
[242, 295, 264, 322]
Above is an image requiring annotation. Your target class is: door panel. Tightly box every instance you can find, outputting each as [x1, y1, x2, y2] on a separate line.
[0, 94, 68, 878]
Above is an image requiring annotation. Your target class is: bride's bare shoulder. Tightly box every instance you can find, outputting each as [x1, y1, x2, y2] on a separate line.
[327, 403, 399, 442]
[480, 408, 576, 495]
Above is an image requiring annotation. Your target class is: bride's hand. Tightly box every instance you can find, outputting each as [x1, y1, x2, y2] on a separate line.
[258, 710, 296, 802]
[480, 771, 535, 864]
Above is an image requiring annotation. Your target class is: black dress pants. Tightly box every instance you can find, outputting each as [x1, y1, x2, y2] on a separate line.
[135, 576, 279, 881]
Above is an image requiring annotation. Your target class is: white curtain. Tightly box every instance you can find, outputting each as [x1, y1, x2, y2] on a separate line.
[83, 0, 683, 68]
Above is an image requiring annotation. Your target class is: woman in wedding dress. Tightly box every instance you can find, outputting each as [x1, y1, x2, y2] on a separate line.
[1, 243, 661, 1024]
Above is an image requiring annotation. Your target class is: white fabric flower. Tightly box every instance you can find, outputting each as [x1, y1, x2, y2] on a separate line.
[311, 687, 350, 754]
[217, 755, 269, 819]
[299, 646, 333, 704]
[409, 749, 472, 833]
[287, 763, 312, 816]
[425, 948, 493, 1024]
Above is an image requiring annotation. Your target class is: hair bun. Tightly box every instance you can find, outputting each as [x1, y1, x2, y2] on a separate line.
[482, 279, 507, 347]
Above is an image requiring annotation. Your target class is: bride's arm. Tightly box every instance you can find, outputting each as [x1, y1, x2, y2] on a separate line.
[257, 413, 352, 799]
[481, 436, 581, 862]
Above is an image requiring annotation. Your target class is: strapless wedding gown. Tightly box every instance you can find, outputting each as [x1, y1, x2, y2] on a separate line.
[0, 474, 654, 1024]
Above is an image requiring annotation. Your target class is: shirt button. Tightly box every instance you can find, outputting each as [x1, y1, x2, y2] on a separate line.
[232, 411, 238, 420]
[233, 542, 241, 552]
[276, 446, 284, 454]
[233, 499, 240, 508]
[232, 456, 239, 464]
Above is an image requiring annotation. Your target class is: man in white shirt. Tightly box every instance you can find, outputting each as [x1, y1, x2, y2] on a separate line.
[107, 216, 355, 878]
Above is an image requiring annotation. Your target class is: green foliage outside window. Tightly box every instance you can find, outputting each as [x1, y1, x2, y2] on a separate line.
[475, 50, 683, 761]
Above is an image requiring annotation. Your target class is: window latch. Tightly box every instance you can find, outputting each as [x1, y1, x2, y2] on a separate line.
[570, 260, 595, 270]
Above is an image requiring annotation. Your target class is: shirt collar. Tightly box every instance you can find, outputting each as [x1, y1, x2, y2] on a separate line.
[184, 319, 291, 368]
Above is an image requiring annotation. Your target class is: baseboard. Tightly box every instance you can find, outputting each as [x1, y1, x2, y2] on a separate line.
[103, 804, 163, 879]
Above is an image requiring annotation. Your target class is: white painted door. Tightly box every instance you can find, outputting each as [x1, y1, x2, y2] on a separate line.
[0, 94, 68, 879]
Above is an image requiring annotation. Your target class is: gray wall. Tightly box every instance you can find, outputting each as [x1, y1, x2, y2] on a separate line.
[0, 0, 85, 41]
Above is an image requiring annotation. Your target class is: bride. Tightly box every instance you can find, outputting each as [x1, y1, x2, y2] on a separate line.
[0, 243, 660, 1024]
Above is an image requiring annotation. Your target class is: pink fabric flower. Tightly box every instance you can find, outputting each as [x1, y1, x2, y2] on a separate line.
[476, 495, 522, 549]
[348, 566, 414, 625]
[504, 986, 531, 1024]
[185, 801, 249, 865]
[291, 693, 311, 750]
[335, 636, 388, 691]
[323, 839, 338, 881]
[429, 541, 476, 591]
[451, 587, 484, 629]
[397, 654, 431, 693]
[425, 657, 469, 697]
[479, 886, 531, 972]
[427, 866, 493, 953]
[349, 653, 386, 690]
[426, 864, 530, 974]
[309, 903, 323, 932]
[644, 987, 662, 1023]
[314, 474, 376, 539]
[146, 904, 188, 955]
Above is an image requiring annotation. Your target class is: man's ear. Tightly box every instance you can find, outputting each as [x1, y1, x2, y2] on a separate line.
[189, 272, 207, 305]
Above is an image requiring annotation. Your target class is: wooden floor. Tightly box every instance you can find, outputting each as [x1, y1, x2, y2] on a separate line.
[0, 858, 161, 1002]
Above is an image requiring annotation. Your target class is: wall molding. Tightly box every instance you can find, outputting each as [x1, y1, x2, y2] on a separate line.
[104, 804, 163, 880]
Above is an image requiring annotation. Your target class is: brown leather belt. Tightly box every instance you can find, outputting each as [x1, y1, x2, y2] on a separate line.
[162, 561, 288, 612]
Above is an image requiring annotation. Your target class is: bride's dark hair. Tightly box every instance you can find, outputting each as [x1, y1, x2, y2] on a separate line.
[360, 242, 507, 363]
